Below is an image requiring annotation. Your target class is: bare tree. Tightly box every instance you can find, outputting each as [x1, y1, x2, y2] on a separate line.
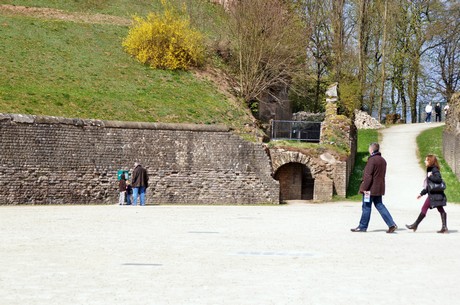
[357, 0, 370, 111]
[293, 0, 332, 112]
[332, 0, 345, 85]
[430, 1, 460, 102]
[226, 0, 307, 108]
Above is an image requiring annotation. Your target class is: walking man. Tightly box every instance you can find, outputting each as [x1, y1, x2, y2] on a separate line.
[425, 102, 433, 123]
[131, 162, 149, 206]
[351, 143, 398, 233]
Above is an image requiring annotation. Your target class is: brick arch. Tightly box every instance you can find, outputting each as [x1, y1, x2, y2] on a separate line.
[269, 148, 334, 201]
[274, 162, 314, 200]
[270, 149, 318, 178]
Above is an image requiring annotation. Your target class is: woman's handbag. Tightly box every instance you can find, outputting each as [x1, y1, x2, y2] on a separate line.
[428, 179, 446, 192]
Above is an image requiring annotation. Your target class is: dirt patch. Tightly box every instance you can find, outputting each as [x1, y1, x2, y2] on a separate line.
[0, 4, 131, 26]
[192, 66, 236, 102]
[192, 65, 259, 128]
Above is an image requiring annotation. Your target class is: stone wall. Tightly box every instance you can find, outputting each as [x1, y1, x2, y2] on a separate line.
[443, 131, 459, 180]
[443, 93, 460, 180]
[292, 112, 325, 122]
[321, 102, 357, 196]
[0, 113, 279, 205]
[257, 83, 292, 123]
[275, 162, 303, 201]
[354, 110, 384, 129]
[269, 148, 353, 200]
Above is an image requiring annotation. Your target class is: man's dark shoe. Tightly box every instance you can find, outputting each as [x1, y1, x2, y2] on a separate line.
[351, 227, 366, 232]
[386, 225, 398, 233]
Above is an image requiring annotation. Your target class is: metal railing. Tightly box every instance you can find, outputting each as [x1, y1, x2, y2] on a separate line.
[270, 120, 322, 142]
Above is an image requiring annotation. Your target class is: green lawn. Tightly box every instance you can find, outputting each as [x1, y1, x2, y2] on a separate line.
[0, 0, 227, 37]
[0, 0, 163, 17]
[0, 13, 251, 129]
[346, 129, 379, 201]
[416, 126, 460, 203]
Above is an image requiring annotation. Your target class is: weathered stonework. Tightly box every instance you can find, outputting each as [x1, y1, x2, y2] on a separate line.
[0, 113, 279, 205]
[269, 148, 351, 201]
[292, 112, 325, 122]
[443, 92, 460, 180]
[354, 109, 384, 129]
[268, 101, 356, 201]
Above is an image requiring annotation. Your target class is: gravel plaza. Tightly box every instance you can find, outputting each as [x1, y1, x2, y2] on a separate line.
[1, 123, 460, 305]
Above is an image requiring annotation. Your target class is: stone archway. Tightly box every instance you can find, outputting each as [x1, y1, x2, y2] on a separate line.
[269, 148, 335, 201]
[274, 162, 314, 201]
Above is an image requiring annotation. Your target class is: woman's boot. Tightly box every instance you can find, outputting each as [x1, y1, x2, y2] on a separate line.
[437, 212, 448, 233]
[405, 213, 426, 232]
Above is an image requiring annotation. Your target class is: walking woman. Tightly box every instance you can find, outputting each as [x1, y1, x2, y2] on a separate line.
[406, 155, 448, 233]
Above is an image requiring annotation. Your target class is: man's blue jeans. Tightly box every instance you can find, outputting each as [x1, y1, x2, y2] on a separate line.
[132, 187, 146, 206]
[426, 112, 432, 122]
[358, 195, 396, 229]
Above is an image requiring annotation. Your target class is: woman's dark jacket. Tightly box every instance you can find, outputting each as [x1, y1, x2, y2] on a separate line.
[420, 166, 447, 208]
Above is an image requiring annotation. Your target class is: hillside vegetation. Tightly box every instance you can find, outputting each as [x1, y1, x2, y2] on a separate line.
[0, 1, 254, 131]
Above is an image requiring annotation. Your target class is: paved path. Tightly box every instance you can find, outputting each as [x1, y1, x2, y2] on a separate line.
[381, 122, 445, 209]
[1, 123, 459, 305]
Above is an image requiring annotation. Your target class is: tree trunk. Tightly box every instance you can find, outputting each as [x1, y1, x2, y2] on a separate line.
[332, 0, 345, 84]
[316, 61, 322, 111]
[411, 63, 420, 123]
[377, 0, 388, 122]
[358, 0, 368, 110]
[400, 82, 407, 123]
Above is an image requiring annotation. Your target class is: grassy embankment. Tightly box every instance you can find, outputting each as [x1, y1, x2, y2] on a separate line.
[346, 129, 379, 201]
[0, 0, 162, 15]
[0, 1, 253, 131]
[416, 126, 460, 203]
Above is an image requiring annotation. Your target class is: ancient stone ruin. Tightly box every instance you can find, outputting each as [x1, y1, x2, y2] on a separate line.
[354, 109, 384, 129]
[0, 113, 278, 205]
[1, 101, 356, 204]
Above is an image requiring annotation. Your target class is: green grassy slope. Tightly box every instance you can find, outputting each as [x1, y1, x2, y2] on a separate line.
[0, 0, 163, 17]
[0, 1, 252, 130]
[346, 129, 379, 200]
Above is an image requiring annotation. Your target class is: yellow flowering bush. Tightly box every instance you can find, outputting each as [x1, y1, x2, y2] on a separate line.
[122, 3, 204, 70]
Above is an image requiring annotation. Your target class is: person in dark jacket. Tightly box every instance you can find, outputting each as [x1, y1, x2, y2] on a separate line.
[125, 180, 133, 205]
[351, 143, 398, 233]
[118, 174, 127, 205]
[434, 102, 442, 122]
[406, 154, 448, 233]
[131, 162, 149, 206]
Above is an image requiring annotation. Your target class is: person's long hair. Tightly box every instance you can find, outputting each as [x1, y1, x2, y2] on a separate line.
[426, 154, 441, 170]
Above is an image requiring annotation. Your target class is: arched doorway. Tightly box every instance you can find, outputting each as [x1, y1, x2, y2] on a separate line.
[274, 162, 314, 201]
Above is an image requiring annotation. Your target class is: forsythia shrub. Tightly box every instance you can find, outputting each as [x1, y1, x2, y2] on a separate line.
[122, 3, 204, 70]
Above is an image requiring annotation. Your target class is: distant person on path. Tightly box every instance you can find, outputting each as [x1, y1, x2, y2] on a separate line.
[406, 155, 448, 233]
[351, 143, 398, 233]
[131, 162, 149, 206]
[118, 174, 127, 205]
[434, 102, 442, 122]
[425, 102, 433, 123]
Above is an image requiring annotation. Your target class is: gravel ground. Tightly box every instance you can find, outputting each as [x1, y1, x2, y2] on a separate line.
[1, 122, 459, 305]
